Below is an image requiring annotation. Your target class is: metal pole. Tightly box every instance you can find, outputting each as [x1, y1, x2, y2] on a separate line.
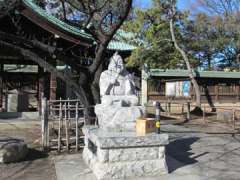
[155, 101, 160, 134]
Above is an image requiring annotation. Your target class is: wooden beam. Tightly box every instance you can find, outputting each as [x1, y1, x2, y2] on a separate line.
[0, 57, 37, 65]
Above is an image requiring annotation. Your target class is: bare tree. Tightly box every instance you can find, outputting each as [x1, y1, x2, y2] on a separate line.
[195, 0, 240, 16]
[168, 0, 202, 111]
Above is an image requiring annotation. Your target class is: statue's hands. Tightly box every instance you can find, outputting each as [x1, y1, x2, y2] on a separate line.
[110, 75, 118, 85]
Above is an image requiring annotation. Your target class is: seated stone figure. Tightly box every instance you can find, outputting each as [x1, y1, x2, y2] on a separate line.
[95, 52, 144, 131]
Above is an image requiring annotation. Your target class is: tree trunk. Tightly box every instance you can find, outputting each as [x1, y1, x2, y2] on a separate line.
[169, 19, 201, 109]
[89, 42, 108, 104]
[91, 62, 103, 104]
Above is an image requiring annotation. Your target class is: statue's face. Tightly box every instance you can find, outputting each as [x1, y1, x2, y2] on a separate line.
[108, 54, 124, 74]
[114, 58, 124, 74]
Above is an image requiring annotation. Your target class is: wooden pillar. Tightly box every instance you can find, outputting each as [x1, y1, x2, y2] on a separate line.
[237, 83, 240, 100]
[38, 66, 50, 111]
[215, 84, 219, 102]
[38, 66, 44, 111]
[49, 59, 56, 100]
[141, 68, 148, 106]
[50, 73, 57, 100]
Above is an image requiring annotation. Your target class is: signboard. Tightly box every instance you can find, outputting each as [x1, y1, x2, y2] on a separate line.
[166, 81, 190, 97]
[183, 81, 190, 97]
[165, 82, 176, 96]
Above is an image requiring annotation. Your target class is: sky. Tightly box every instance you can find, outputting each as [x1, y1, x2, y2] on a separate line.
[133, 0, 195, 10]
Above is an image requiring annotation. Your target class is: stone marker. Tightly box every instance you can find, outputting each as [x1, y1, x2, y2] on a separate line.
[0, 138, 28, 163]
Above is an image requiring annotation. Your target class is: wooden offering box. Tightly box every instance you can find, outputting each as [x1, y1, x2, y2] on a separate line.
[136, 118, 155, 136]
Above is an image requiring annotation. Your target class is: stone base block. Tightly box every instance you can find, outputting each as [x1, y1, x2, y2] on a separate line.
[82, 126, 169, 180]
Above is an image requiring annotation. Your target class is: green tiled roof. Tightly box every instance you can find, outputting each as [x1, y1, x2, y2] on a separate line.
[23, 0, 93, 40]
[22, 0, 136, 51]
[108, 40, 136, 51]
[150, 69, 240, 79]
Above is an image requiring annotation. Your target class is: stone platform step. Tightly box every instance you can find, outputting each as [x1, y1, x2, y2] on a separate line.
[54, 153, 203, 180]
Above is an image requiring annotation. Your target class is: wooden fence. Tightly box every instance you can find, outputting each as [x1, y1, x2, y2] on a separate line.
[147, 101, 240, 131]
[41, 98, 95, 152]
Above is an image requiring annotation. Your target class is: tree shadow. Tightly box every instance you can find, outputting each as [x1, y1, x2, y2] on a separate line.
[204, 85, 216, 112]
[24, 148, 49, 161]
[166, 137, 206, 173]
[147, 113, 177, 120]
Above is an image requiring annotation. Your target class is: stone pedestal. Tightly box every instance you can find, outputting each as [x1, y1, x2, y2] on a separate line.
[83, 126, 169, 180]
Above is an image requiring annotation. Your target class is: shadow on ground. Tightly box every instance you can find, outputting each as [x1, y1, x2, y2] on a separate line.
[24, 148, 49, 161]
[166, 137, 203, 173]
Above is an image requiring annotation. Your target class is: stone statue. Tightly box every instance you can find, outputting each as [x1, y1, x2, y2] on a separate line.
[95, 52, 144, 131]
[99, 52, 139, 106]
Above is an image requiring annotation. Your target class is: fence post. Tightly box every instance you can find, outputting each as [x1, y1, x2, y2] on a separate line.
[67, 98, 71, 127]
[187, 102, 191, 121]
[182, 104, 184, 114]
[58, 98, 62, 152]
[168, 102, 171, 116]
[64, 102, 69, 151]
[203, 105, 206, 125]
[75, 101, 79, 151]
[232, 109, 235, 130]
[41, 97, 49, 151]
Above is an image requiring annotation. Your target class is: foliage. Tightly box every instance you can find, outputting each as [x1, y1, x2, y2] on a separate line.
[185, 0, 240, 70]
[123, 0, 199, 70]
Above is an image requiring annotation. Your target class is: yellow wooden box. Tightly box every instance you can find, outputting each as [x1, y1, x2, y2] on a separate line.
[136, 118, 155, 136]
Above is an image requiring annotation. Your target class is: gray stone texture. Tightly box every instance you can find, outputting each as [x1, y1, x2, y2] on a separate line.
[95, 53, 144, 132]
[95, 105, 144, 132]
[0, 138, 28, 163]
[83, 126, 169, 149]
[55, 124, 240, 180]
[83, 126, 169, 180]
